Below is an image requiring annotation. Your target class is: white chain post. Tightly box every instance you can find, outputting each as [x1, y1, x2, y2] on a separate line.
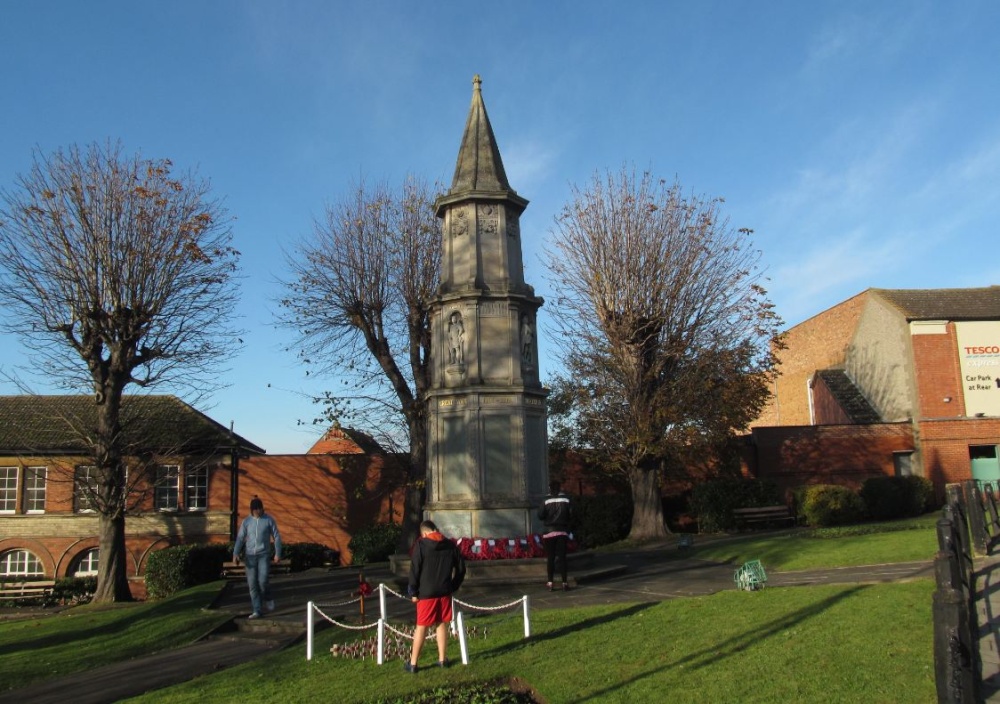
[457, 610, 469, 665]
[522, 595, 531, 638]
[306, 601, 314, 660]
[379, 582, 387, 621]
[377, 619, 385, 665]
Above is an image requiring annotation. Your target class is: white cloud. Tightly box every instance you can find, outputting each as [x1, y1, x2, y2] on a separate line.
[503, 138, 559, 195]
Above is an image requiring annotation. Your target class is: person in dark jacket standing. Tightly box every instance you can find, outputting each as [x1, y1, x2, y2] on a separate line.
[538, 480, 572, 591]
[233, 496, 282, 619]
[405, 520, 466, 673]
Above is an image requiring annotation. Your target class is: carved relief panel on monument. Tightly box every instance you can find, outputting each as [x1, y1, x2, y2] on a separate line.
[449, 207, 469, 237]
[477, 203, 499, 236]
[505, 206, 519, 238]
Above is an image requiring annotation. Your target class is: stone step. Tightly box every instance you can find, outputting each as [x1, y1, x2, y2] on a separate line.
[204, 630, 296, 648]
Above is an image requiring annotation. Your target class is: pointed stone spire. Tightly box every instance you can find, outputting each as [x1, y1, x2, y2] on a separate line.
[449, 75, 513, 195]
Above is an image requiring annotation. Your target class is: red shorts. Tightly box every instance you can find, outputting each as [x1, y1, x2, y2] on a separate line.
[415, 595, 453, 626]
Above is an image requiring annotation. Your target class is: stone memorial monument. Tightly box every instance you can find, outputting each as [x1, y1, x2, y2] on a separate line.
[423, 75, 549, 541]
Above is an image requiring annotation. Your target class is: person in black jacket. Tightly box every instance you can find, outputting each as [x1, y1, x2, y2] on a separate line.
[405, 520, 466, 673]
[538, 480, 572, 591]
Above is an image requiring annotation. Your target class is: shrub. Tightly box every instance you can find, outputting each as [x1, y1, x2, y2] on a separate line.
[690, 477, 782, 532]
[349, 523, 402, 565]
[284, 542, 338, 571]
[145, 543, 229, 599]
[800, 484, 865, 527]
[901, 475, 936, 514]
[50, 576, 96, 605]
[860, 476, 937, 521]
[570, 493, 632, 548]
[860, 477, 908, 521]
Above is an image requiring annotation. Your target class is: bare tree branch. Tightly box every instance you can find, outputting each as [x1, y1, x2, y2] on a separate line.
[0, 141, 243, 601]
[545, 167, 782, 540]
[279, 176, 441, 547]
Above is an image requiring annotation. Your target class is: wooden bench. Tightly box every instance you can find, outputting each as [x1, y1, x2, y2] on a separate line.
[0, 580, 56, 602]
[733, 505, 797, 529]
[734, 560, 767, 591]
[222, 559, 292, 579]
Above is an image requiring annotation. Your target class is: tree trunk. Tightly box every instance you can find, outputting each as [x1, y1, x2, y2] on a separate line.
[93, 511, 132, 602]
[395, 408, 427, 553]
[91, 387, 133, 603]
[626, 465, 669, 541]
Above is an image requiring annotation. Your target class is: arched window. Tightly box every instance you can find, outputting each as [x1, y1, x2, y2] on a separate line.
[71, 548, 100, 577]
[0, 549, 44, 578]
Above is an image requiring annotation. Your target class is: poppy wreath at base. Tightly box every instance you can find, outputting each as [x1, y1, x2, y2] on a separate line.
[453, 534, 578, 561]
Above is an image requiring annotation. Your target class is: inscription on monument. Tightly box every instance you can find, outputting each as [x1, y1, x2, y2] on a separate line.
[481, 396, 515, 405]
[480, 301, 506, 317]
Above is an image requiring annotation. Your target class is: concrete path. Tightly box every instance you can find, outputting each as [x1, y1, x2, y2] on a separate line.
[1, 541, 936, 704]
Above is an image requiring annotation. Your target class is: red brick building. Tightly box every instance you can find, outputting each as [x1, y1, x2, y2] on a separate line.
[748, 287, 1000, 498]
[0, 398, 402, 595]
[239, 427, 406, 564]
[0, 395, 264, 596]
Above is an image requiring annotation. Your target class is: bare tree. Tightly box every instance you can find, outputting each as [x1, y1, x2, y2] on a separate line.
[545, 167, 782, 540]
[280, 177, 440, 549]
[0, 142, 242, 601]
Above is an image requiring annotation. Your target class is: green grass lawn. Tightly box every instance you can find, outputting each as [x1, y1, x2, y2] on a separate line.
[124, 580, 934, 704]
[0, 581, 229, 691]
[689, 514, 939, 571]
[1, 517, 940, 703]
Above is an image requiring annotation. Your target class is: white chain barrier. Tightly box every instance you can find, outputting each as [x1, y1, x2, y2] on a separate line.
[305, 584, 531, 662]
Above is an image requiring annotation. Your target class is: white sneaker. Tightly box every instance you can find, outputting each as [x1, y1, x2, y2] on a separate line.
[248, 612, 262, 620]
[265, 600, 275, 612]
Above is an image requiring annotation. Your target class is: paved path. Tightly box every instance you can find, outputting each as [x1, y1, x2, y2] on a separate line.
[977, 553, 1000, 702]
[1, 541, 937, 704]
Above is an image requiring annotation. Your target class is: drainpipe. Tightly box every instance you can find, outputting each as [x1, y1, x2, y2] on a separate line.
[229, 421, 239, 542]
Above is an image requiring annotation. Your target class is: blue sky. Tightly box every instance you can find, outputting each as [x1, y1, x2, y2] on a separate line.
[1, 1, 998, 453]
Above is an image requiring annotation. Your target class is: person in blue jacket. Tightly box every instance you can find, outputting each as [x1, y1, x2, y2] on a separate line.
[233, 496, 282, 619]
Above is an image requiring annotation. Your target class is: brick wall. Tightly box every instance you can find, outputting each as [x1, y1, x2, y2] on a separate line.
[919, 417, 1000, 490]
[746, 422, 914, 495]
[811, 374, 853, 424]
[239, 453, 407, 564]
[756, 291, 869, 426]
[0, 453, 235, 592]
[912, 323, 966, 419]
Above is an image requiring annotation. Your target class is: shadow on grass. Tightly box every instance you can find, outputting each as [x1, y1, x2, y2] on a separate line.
[0, 586, 217, 658]
[571, 585, 870, 702]
[475, 602, 659, 659]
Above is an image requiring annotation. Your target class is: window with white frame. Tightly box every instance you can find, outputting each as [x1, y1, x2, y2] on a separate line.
[0, 549, 44, 577]
[185, 466, 208, 511]
[71, 548, 100, 577]
[24, 467, 47, 513]
[155, 465, 180, 511]
[0, 467, 16, 513]
[75, 466, 98, 513]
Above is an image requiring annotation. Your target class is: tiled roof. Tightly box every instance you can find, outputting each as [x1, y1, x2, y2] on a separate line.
[814, 369, 882, 424]
[307, 427, 384, 455]
[871, 286, 1000, 321]
[0, 395, 265, 456]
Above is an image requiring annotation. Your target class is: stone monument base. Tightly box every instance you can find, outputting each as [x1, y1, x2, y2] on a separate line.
[388, 550, 598, 586]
